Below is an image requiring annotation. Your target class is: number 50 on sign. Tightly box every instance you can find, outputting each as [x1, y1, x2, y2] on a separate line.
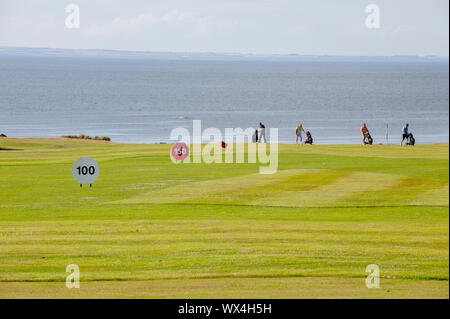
[72, 157, 99, 187]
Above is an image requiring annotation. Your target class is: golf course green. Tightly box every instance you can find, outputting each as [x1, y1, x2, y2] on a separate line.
[0, 138, 448, 298]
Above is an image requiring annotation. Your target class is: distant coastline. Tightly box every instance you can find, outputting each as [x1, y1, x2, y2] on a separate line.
[0, 46, 448, 62]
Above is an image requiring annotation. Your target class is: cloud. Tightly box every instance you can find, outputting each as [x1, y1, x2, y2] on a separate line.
[83, 12, 158, 37]
[83, 10, 200, 37]
[162, 10, 194, 22]
[391, 25, 416, 36]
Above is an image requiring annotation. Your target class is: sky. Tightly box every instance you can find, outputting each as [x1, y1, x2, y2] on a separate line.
[0, 0, 448, 56]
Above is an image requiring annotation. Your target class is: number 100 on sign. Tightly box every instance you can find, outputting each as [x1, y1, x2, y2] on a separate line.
[72, 157, 99, 187]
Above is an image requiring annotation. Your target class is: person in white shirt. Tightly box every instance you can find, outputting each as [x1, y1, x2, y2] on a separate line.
[295, 123, 305, 144]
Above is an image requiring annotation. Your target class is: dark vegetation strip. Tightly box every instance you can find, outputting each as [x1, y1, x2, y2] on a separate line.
[0, 272, 447, 283]
[0, 147, 23, 151]
[117, 202, 449, 209]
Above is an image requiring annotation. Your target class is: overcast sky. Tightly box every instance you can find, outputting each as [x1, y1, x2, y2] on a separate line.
[0, 0, 448, 56]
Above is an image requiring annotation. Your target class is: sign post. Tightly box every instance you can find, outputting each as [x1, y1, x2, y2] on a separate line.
[386, 122, 389, 145]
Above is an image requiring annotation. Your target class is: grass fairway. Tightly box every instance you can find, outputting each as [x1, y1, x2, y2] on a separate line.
[0, 138, 448, 298]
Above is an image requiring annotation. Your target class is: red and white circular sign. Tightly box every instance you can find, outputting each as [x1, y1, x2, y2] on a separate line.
[171, 142, 189, 161]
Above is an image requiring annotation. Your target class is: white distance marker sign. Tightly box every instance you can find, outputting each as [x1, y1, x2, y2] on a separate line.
[72, 157, 99, 187]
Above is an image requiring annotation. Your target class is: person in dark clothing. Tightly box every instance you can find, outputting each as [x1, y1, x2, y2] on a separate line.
[252, 129, 258, 143]
[401, 123, 409, 146]
[258, 122, 267, 143]
[305, 131, 313, 144]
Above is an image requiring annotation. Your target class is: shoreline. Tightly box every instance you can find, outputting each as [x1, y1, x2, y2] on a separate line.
[1, 136, 448, 147]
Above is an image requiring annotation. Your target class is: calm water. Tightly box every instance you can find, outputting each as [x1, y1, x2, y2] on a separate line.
[0, 56, 448, 144]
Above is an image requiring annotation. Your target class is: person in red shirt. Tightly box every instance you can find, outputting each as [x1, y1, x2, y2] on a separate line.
[360, 123, 369, 145]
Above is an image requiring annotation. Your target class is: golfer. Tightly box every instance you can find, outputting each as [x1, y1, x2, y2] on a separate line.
[360, 123, 369, 145]
[296, 123, 305, 144]
[401, 123, 409, 146]
[259, 122, 267, 143]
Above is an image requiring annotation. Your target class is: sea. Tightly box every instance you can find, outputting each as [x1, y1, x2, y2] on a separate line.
[0, 55, 448, 144]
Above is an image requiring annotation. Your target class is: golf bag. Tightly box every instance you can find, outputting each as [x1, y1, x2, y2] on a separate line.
[252, 129, 258, 143]
[364, 132, 373, 145]
[406, 133, 415, 146]
[305, 131, 313, 144]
